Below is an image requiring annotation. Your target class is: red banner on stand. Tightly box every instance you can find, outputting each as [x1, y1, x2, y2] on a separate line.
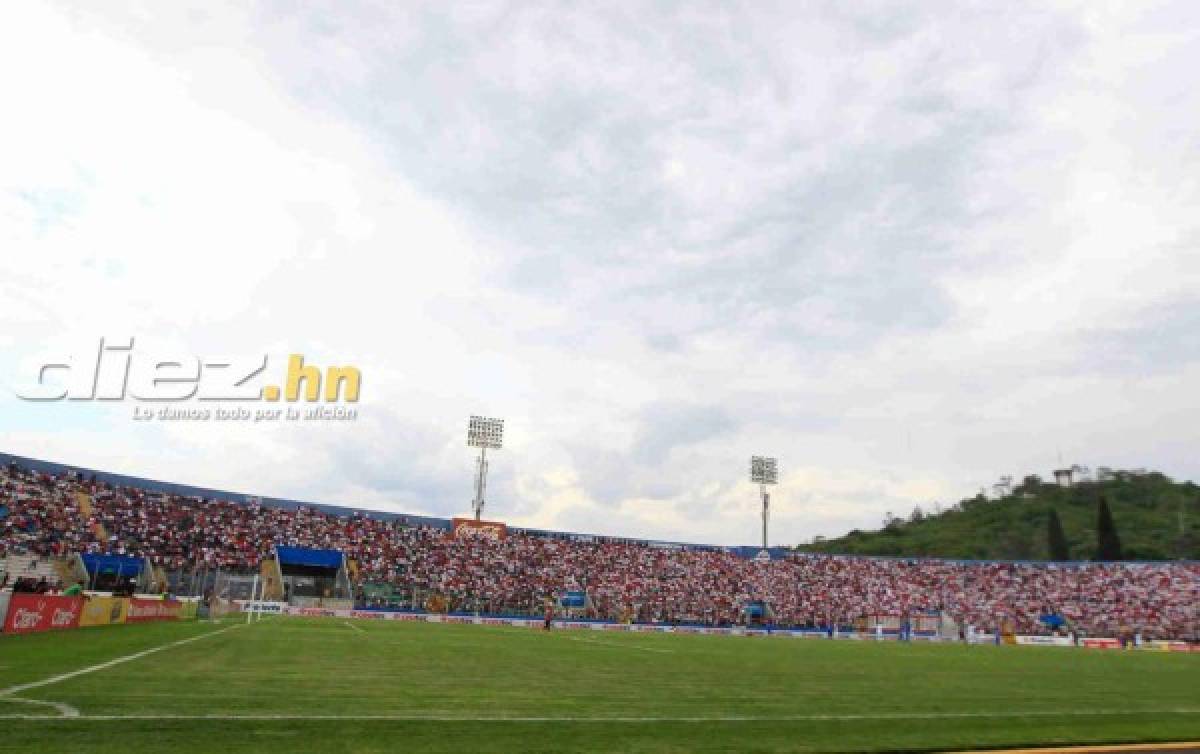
[451, 517, 507, 541]
[127, 598, 183, 623]
[2, 594, 84, 634]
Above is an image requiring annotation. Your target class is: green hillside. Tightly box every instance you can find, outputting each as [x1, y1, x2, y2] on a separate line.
[798, 470, 1199, 561]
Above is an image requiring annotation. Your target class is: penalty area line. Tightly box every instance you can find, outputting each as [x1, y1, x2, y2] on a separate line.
[559, 635, 674, 654]
[2, 709, 1198, 722]
[343, 621, 366, 634]
[0, 623, 240, 718]
[0, 696, 80, 718]
[477, 626, 674, 654]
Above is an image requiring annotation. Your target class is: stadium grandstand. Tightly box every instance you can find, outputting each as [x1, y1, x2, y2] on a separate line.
[2, 452, 1197, 641]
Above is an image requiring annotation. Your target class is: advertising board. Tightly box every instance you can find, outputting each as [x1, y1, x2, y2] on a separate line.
[451, 517, 507, 541]
[1081, 637, 1121, 650]
[1015, 635, 1074, 647]
[127, 598, 183, 623]
[239, 601, 286, 614]
[2, 594, 83, 634]
[79, 596, 129, 627]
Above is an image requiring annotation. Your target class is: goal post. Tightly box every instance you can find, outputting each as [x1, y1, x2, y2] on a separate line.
[245, 574, 259, 624]
[208, 570, 263, 621]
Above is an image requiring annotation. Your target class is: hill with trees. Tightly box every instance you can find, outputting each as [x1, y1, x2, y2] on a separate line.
[797, 469, 1198, 561]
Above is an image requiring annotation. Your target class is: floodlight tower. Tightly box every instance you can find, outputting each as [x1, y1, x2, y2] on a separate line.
[750, 456, 778, 553]
[467, 416, 504, 521]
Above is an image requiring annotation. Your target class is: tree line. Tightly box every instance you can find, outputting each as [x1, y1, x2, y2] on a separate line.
[1045, 496, 1123, 561]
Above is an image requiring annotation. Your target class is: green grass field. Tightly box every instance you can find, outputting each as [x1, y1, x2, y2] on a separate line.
[1, 617, 1197, 753]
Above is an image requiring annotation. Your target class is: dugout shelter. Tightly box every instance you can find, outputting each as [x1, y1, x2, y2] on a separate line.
[272, 545, 353, 608]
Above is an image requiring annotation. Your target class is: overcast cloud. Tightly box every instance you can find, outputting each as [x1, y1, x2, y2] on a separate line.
[2, 1, 1199, 546]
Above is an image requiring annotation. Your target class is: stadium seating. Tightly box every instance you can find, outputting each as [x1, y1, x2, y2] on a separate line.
[1, 462, 1197, 638]
[0, 555, 64, 589]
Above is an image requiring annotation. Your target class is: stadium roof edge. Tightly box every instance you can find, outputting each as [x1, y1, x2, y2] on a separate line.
[0, 450, 448, 530]
[0, 451, 723, 550]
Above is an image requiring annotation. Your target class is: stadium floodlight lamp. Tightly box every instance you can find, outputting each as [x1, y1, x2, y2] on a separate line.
[750, 456, 778, 485]
[467, 415, 505, 450]
[467, 416, 505, 521]
[749, 456, 778, 556]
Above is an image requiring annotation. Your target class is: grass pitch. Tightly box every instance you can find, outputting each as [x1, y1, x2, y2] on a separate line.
[1, 617, 1197, 752]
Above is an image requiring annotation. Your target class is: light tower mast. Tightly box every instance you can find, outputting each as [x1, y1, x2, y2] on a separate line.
[467, 416, 504, 521]
[750, 455, 778, 557]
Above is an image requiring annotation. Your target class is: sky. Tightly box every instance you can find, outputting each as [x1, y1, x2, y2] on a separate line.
[2, 1, 1199, 547]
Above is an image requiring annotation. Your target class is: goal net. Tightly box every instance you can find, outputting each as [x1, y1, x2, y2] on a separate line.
[206, 571, 262, 620]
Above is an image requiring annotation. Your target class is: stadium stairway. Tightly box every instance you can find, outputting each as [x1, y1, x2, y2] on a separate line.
[151, 564, 169, 593]
[259, 557, 284, 600]
[76, 491, 109, 542]
[54, 554, 88, 587]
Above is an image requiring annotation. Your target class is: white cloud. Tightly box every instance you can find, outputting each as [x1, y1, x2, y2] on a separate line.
[1, 1, 1198, 545]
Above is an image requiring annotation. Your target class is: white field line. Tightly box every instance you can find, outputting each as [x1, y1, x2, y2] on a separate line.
[1, 709, 1198, 722]
[343, 621, 366, 634]
[0, 696, 80, 717]
[560, 635, 674, 654]
[473, 625, 673, 654]
[0, 623, 240, 717]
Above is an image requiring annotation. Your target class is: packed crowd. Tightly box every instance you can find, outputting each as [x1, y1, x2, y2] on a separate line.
[2, 463, 1197, 638]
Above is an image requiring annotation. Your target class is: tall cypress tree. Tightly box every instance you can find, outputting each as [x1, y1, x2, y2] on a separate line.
[1095, 496, 1123, 561]
[1047, 508, 1070, 561]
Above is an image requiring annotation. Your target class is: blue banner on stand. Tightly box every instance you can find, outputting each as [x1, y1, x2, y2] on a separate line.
[559, 591, 587, 608]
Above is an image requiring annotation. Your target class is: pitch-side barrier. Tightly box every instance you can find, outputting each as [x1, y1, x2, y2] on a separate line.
[273, 605, 1199, 652]
[0, 593, 199, 635]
